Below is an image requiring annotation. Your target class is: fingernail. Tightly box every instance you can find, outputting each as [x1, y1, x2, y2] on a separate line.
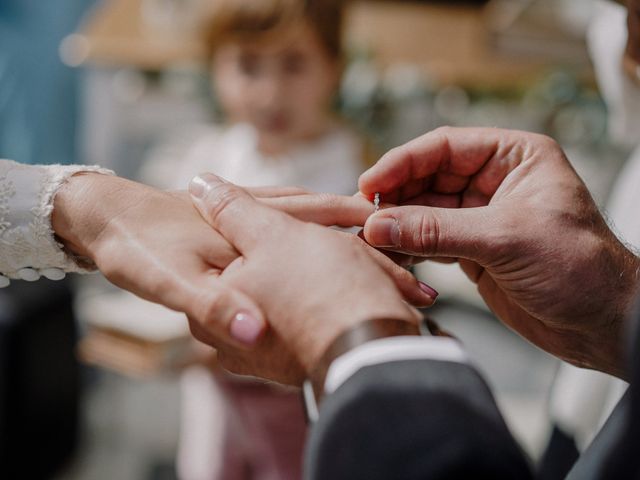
[189, 175, 209, 199]
[189, 173, 222, 199]
[368, 217, 400, 247]
[418, 281, 439, 300]
[230, 311, 265, 346]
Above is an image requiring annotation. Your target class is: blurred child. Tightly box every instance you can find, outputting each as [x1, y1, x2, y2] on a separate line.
[142, 1, 372, 478]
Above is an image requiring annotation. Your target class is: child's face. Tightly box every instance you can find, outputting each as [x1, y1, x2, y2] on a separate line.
[213, 22, 339, 154]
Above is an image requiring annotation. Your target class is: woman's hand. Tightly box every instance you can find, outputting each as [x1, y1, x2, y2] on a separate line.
[359, 127, 640, 379]
[248, 186, 375, 228]
[189, 174, 421, 384]
[52, 173, 269, 349]
[51, 173, 433, 361]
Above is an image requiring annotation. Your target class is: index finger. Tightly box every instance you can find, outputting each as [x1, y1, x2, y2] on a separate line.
[358, 127, 531, 202]
[260, 193, 374, 227]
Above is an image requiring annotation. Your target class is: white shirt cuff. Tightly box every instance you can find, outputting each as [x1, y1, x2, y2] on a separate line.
[324, 336, 468, 395]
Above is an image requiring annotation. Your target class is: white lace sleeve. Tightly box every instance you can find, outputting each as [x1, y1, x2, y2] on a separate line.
[0, 159, 114, 285]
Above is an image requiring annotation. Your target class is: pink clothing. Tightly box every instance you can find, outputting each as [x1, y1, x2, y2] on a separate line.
[217, 378, 307, 480]
[178, 367, 307, 480]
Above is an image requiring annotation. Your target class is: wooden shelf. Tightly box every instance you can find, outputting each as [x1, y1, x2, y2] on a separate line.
[72, 0, 590, 89]
[72, 0, 205, 69]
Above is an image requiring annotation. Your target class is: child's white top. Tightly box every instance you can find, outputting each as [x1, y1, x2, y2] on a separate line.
[143, 122, 365, 194]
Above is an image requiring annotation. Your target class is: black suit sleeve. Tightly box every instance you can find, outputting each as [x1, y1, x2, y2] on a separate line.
[304, 359, 533, 480]
[567, 300, 640, 479]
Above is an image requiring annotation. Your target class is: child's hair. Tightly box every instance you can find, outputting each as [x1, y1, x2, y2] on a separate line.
[202, 0, 345, 60]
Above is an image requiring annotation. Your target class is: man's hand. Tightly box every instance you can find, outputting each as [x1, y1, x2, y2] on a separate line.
[189, 174, 420, 384]
[359, 127, 640, 379]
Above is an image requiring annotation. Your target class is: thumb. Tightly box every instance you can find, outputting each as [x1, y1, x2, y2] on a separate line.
[185, 275, 268, 349]
[364, 205, 500, 262]
[189, 173, 291, 254]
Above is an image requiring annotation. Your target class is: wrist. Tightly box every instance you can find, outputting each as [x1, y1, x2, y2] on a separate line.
[584, 248, 640, 380]
[51, 173, 134, 260]
[609, 252, 640, 378]
[307, 317, 421, 401]
[295, 295, 419, 374]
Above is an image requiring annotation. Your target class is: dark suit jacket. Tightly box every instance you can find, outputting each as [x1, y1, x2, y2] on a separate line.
[305, 308, 640, 479]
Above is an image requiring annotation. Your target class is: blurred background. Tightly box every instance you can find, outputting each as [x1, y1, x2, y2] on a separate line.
[0, 0, 636, 479]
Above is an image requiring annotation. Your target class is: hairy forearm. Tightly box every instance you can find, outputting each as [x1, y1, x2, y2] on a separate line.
[576, 240, 640, 380]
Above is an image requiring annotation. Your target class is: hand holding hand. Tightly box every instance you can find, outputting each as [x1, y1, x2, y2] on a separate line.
[51, 174, 432, 374]
[189, 174, 421, 384]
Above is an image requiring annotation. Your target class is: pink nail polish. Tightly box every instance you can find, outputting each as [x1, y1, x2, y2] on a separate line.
[418, 282, 439, 300]
[230, 311, 264, 346]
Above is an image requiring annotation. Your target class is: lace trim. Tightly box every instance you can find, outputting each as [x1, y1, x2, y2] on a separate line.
[0, 162, 115, 279]
[0, 172, 16, 235]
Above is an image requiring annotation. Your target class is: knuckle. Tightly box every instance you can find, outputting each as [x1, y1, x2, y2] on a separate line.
[315, 192, 341, 210]
[187, 319, 206, 343]
[203, 183, 243, 224]
[530, 132, 561, 153]
[416, 213, 441, 256]
[432, 125, 454, 137]
[380, 144, 406, 164]
[197, 289, 232, 327]
[538, 133, 560, 148]
[385, 144, 404, 158]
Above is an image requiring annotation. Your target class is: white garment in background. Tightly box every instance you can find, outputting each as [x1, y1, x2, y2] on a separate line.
[549, 0, 638, 451]
[588, 1, 640, 149]
[589, 0, 640, 248]
[607, 146, 640, 250]
[0, 159, 113, 281]
[143, 122, 364, 194]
